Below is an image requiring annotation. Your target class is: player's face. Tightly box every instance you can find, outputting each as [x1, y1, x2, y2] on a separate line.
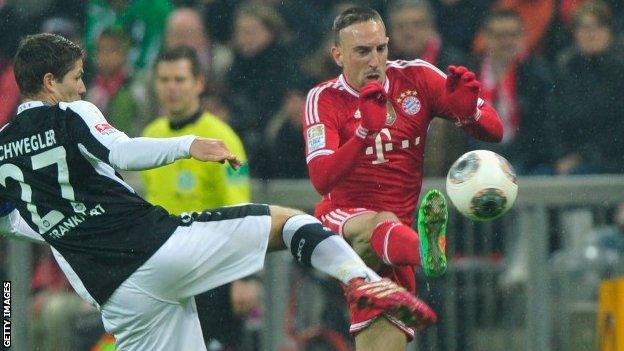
[52, 59, 86, 102]
[332, 20, 389, 90]
[389, 8, 433, 57]
[485, 18, 523, 62]
[155, 59, 204, 118]
[96, 36, 127, 76]
[574, 13, 612, 55]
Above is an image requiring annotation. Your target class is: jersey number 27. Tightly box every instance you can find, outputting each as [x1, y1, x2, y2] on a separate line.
[0, 146, 84, 233]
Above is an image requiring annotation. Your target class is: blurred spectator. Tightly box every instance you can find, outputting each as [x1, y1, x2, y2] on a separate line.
[0, 2, 28, 58]
[225, 3, 302, 178]
[31, 248, 84, 351]
[387, 0, 472, 176]
[248, 0, 326, 59]
[300, 2, 357, 83]
[84, 0, 173, 71]
[199, 0, 241, 44]
[300, 33, 342, 84]
[0, 2, 23, 128]
[141, 46, 259, 350]
[430, 0, 494, 54]
[550, 1, 624, 174]
[31, 247, 105, 351]
[265, 89, 309, 178]
[41, 17, 83, 48]
[0, 52, 19, 127]
[474, 9, 555, 174]
[388, 0, 469, 67]
[2, 0, 84, 43]
[86, 28, 142, 136]
[164, 5, 234, 123]
[164, 6, 233, 92]
[595, 203, 624, 254]
[483, 0, 556, 55]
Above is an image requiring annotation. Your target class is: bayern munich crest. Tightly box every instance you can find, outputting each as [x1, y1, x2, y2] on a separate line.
[396, 90, 421, 116]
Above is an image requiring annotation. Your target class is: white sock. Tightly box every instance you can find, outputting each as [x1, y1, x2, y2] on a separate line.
[282, 214, 380, 283]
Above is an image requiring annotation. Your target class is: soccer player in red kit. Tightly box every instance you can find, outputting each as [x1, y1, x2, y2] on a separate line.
[303, 7, 504, 351]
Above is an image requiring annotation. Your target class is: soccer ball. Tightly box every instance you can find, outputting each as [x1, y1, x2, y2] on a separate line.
[446, 150, 518, 221]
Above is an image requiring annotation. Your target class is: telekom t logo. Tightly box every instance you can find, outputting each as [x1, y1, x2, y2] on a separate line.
[365, 128, 421, 164]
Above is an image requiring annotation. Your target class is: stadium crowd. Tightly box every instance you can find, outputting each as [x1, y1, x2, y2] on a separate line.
[1, 0, 623, 179]
[0, 0, 623, 350]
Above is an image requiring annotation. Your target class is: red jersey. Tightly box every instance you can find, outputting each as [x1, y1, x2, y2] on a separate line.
[303, 59, 485, 225]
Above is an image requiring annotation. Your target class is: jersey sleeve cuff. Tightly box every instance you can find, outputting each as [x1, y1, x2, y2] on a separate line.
[454, 108, 482, 127]
[306, 149, 335, 164]
[178, 135, 197, 158]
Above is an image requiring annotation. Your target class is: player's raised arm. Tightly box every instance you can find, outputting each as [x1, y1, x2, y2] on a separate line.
[304, 82, 387, 195]
[189, 137, 241, 170]
[422, 63, 504, 142]
[444, 65, 503, 142]
[62, 100, 238, 171]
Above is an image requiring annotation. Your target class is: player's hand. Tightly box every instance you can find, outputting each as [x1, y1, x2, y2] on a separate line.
[358, 81, 387, 134]
[445, 65, 481, 123]
[230, 279, 261, 316]
[189, 137, 241, 170]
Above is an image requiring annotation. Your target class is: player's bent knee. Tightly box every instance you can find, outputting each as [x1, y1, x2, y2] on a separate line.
[371, 211, 400, 225]
[351, 211, 400, 243]
[267, 205, 307, 251]
[268, 205, 305, 231]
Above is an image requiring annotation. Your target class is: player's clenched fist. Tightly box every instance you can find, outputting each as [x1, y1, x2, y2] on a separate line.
[445, 65, 481, 122]
[358, 81, 387, 134]
[189, 137, 241, 170]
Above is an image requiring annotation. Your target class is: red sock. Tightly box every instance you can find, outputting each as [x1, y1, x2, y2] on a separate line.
[369, 220, 420, 266]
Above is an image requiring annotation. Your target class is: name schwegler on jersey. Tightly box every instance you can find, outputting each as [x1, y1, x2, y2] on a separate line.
[0, 101, 181, 305]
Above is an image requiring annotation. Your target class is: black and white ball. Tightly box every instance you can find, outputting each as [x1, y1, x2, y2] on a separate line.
[446, 150, 518, 221]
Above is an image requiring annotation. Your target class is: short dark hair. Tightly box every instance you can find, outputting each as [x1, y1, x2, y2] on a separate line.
[333, 7, 384, 44]
[97, 27, 131, 52]
[14, 33, 84, 97]
[484, 9, 523, 30]
[573, 0, 613, 29]
[388, 0, 434, 22]
[236, 3, 289, 43]
[155, 45, 202, 77]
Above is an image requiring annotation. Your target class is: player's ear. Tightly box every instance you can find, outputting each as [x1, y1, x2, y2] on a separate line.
[42, 72, 56, 94]
[331, 45, 343, 68]
[195, 74, 206, 93]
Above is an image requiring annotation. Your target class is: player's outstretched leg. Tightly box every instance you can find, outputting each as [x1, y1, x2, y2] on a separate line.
[417, 189, 448, 278]
[266, 205, 437, 330]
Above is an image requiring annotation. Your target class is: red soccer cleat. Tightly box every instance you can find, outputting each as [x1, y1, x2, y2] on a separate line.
[344, 277, 437, 330]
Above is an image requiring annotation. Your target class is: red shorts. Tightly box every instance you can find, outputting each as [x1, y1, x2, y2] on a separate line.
[317, 207, 416, 339]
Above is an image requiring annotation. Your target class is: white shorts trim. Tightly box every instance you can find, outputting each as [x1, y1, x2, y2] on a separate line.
[332, 209, 375, 236]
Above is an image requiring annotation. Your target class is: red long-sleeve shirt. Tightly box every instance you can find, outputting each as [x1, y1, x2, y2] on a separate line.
[303, 59, 503, 225]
